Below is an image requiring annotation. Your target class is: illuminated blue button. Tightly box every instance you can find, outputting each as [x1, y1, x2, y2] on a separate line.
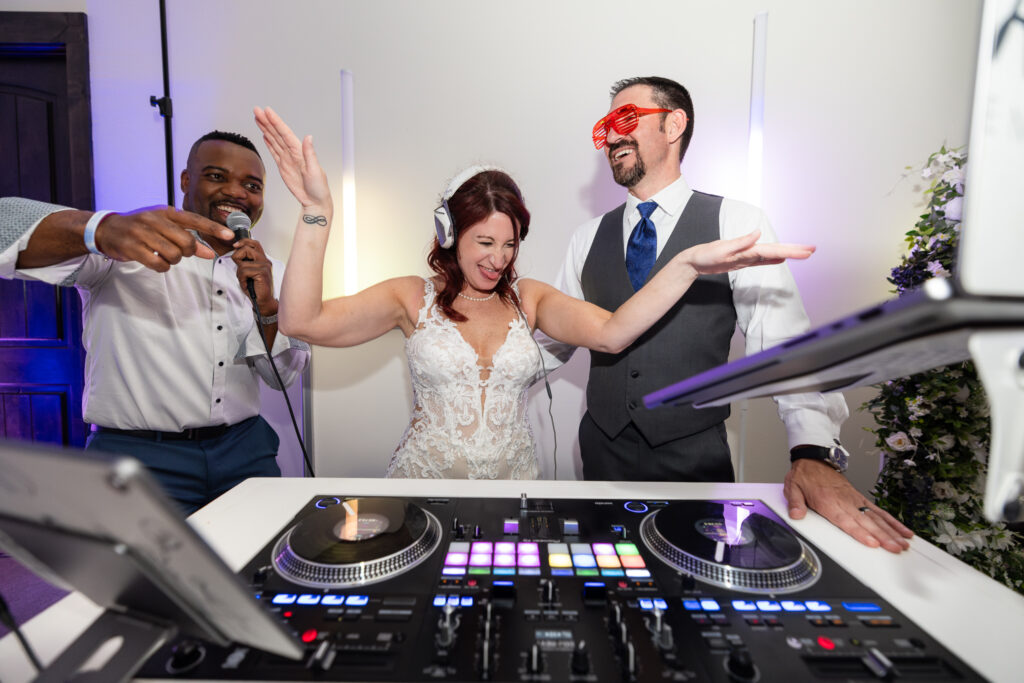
[625, 569, 651, 579]
[600, 569, 625, 577]
[321, 595, 345, 606]
[842, 602, 881, 612]
[297, 594, 322, 605]
[683, 600, 702, 611]
[442, 567, 466, 576]
[272, 593, 297, 605]
[460, 596, 474, 607]
[493, 567, 516, 575]
[519, 568, 541, 576]
[551, 568, 574, 577]
[433, 595, 447, 607]
[732, 600, 757, 612]
[756, 600, 781, 612]
[346, 595, 369, 606]
[654, 599, 668, 610]
[573, 554, 597, 568]
[447, 595, 460, 606]
[638, 599, 654, 610]
[781, 601, 806, 612]
[805, 601, 832, 612]
[699, 599, 721, 612]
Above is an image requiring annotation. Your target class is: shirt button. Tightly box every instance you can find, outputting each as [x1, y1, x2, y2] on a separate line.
[217, 289, 223, 295]
[630, 370, 640, 378]
[215, 398, 221, 404]
[218, 361, 224, 367]
[217, 325, 223, 331]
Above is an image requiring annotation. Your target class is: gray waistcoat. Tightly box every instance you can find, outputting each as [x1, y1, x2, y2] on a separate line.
[580, 191, 736, 445]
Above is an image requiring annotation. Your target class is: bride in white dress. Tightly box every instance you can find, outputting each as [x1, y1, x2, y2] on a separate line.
[255, 107, 814, 480]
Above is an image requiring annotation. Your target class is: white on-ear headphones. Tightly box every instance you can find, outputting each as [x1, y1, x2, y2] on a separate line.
[433, 164, 505, 249]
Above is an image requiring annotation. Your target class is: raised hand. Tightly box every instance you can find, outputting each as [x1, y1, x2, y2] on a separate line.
[253, 106, 333, 214]
[683, 229, 815, 276]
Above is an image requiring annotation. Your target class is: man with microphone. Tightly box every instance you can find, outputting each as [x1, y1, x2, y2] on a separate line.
[0, 131, 309, 515]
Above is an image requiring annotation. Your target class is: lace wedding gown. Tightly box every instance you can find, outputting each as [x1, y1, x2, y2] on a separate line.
[386, 279, 542, 479]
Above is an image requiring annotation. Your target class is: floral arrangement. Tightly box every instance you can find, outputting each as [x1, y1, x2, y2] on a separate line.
[865, 147, 1024, 593]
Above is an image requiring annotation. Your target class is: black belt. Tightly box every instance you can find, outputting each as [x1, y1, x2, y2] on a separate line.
[91, 423, 235, 442]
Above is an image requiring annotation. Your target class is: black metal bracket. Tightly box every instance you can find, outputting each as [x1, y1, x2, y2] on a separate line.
[149, 95, 173, 118]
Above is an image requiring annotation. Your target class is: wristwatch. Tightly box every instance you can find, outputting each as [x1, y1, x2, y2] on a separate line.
[255, 311, 278, 325]
[790, 440, 849, 473]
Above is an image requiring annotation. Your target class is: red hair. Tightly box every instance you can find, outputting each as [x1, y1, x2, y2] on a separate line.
[427, 170, 530, 322]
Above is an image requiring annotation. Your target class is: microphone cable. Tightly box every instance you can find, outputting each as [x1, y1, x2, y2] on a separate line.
[248, 288, 315, 478]
[228, 211, 314, 477]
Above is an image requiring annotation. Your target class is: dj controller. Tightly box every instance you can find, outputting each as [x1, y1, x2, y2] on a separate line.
[140, 495, 983, 681]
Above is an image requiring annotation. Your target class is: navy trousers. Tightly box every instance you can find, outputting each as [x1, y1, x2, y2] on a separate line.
[85, 415, 281, 515]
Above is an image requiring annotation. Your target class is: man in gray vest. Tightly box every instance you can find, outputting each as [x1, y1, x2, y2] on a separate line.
[553, 76, 913, 553]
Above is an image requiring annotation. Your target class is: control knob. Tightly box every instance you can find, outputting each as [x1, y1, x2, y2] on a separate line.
[725, 646, 758, 681]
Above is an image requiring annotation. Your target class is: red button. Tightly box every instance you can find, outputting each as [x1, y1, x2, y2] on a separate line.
[817, 636, 836, 651]
[301, 629, 318, 643]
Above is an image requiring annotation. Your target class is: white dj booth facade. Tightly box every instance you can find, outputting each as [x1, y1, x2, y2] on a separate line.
[0, 476, 1022, 683]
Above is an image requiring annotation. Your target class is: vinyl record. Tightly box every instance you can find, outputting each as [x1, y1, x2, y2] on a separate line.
[652, 500, 802, 569]
[288, 498, 428, 564]
[640, 500, 821, 594]
[272, 497, 443, 588]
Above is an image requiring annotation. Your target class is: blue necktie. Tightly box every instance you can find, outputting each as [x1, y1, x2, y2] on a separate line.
[626, 201, 658, 291]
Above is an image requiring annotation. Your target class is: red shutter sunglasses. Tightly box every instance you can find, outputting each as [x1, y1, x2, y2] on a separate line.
[592, 104, 671, 150]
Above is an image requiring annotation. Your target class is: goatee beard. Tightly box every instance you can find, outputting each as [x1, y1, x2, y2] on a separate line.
[611, 152, 647, 188]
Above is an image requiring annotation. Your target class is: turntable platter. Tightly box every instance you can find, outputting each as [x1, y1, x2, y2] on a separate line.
[271, 498, 442, 588]
[639, 500, 821, 594]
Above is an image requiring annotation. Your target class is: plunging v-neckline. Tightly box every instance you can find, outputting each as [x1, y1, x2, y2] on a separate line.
[449, 314, 524, 375]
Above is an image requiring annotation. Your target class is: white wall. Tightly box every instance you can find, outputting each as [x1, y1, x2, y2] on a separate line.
[3, 0, 982, 492]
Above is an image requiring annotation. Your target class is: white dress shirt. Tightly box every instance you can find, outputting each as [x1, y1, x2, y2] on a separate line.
[1, 214, 309, 432]
[551, 175, 848, 450]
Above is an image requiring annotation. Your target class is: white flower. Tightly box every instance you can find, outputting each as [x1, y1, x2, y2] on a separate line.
[921, 165, 934, 179]
[910, 427, 923, 438]
[886, 431, 916, 451]
[927, 261, 951, 278]
[935, 434, 956, 451]
[933, 482, 957, 499]
[942, 167, 965, 190]
[941, 195, 963, 221]
[933, 520, 977, 555]
[902, 458, 917, 467]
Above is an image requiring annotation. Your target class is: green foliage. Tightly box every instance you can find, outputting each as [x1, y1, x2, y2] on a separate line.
[864, 147, 1024, 593]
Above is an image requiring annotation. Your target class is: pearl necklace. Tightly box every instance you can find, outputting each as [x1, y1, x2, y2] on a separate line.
[457, 290, 497, 302]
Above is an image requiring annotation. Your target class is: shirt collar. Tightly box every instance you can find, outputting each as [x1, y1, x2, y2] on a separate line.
[625, 175, 693, 223]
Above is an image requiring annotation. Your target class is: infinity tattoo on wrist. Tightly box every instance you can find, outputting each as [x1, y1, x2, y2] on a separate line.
[302, 214, 328, 226]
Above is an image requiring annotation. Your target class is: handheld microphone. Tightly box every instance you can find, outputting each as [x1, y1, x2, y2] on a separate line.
[226, 211, 257, 301]
[226, 210, 251, 242]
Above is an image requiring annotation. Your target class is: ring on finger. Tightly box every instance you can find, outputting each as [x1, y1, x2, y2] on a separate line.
[857, 506, 870, 513]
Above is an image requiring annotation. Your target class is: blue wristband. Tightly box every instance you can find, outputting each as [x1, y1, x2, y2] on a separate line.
[83, 210, 115, 255]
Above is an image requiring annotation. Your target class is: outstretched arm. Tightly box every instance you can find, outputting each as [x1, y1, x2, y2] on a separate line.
[254, 106, 411, 347]
[533, 230, 815, 352]
[16, 206, 233, 271]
